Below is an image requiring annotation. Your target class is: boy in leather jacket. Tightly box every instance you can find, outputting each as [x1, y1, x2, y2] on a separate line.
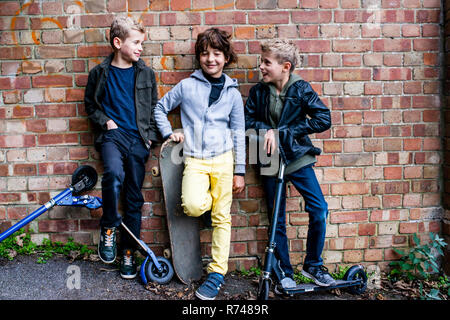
[245, 39, 335, 288]
[84, 16, 160, 279]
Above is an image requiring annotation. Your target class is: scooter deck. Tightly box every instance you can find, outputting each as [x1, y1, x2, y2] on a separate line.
[281, 279, 362, 295]
[159, 141, 203, 285]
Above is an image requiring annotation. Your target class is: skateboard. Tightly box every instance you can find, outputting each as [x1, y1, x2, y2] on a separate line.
[158, 139, 203, 284]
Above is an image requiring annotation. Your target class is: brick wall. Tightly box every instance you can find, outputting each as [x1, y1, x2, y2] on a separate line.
[443, 0, 450, 275]
[0, 0, 445, 274]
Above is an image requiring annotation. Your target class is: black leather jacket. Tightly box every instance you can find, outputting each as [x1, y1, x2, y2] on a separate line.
[244, 80, 331, 167]
[84, 54, 161, 151]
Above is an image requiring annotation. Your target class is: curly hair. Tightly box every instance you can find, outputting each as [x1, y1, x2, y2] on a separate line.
[195, 28, 237, 67]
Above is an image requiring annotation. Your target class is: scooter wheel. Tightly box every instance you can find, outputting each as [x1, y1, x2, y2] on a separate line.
[71, 165, 98, 194]
[344, 265, 367, 295]
[257, 278, 270, 300]
[145, 256, 174, 285]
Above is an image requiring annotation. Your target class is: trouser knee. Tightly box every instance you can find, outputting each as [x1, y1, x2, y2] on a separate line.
[182, 197, 210, 217]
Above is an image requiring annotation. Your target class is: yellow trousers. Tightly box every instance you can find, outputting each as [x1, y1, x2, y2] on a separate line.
[181, 151, 233, 275]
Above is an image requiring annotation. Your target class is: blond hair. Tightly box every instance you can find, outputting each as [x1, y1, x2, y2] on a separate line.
[109, 15, 145, 49]
[261, 39, 300, 72]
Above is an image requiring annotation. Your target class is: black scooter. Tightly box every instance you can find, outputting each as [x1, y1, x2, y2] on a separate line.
[257, 161, 368, 300]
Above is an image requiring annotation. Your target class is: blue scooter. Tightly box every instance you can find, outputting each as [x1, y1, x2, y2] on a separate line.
[0, 165, 101, 242]
[0, 165, 174, 285]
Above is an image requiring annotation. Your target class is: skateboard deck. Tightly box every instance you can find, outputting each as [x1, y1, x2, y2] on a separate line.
[159, 140, 203, 284]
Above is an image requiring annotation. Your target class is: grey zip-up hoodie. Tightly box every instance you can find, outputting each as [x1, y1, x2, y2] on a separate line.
[154, 69, 246, 175]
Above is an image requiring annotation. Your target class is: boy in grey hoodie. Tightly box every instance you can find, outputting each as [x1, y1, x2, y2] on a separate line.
[154, 28, 245, 300]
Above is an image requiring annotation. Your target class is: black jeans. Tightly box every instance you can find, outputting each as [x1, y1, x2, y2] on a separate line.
[100, 129, 149, 251]
[262, 164, 328, 278]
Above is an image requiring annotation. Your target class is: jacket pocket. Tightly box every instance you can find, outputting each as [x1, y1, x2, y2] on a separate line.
[136, 80, 152, 89]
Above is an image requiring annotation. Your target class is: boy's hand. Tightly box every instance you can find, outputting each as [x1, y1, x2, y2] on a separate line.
[264, 129, 277, 155]
[106, 120, 118, 130]
[170, 132, 185, 143]
[232, 175, 245, 194]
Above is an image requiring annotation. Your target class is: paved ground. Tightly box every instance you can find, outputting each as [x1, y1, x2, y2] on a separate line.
[0, 253, 373, 301]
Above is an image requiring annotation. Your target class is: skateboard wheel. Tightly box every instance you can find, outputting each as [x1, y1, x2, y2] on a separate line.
[151, 166, 160, 177]
[163, 248, 171, 259]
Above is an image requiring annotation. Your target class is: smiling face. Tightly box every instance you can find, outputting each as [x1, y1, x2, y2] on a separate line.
[113, 29, 145, 66]
[199, 45, 228, 78]
[259, 51, 290, 85]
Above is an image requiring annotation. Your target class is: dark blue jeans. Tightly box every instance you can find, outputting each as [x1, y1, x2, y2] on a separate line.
[100, 129, 149, 251]
[262, 163, 328, 277]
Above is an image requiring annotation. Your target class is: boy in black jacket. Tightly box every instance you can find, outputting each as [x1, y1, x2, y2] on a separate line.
[245, 39, 334, 288]
[84, 16, 159, 279]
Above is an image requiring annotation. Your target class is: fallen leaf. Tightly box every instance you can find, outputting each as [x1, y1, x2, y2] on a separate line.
[68, 250, 80, 262]
[15, 233, 26, 247]
[88, 254, 100, 262]
[332, 288, 341, 296]
[7, 249, 17, 259]
[376, 293, 385, 300]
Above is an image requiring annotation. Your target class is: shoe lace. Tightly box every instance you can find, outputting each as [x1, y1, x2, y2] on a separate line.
[104, 229, 114, 247]
[123, 254, 133, 266]
[316, 266, 333, 279]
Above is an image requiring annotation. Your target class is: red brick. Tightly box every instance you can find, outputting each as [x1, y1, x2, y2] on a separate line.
[160, 71, 191, 84]
[333, 40, 371, 52]
[330, 211, 368, 223]
[0, 135, 35, 148]
[399, 222, 418, 234]
[38, 220, 78, 232]
[37, 133, 78, 146]
[160, 12, 201, 25]
[291, 11, 331, 23]
[331, 183, 370, 195]
[249, 11, 289, 24]
[373, 68, 412, 80]
[0, 2, 20, 15]
[413, 39, 439, 51]
[77, 45, 112, 58]
[35, 104, 77, 118]
[332, 69, 371, 81]
[32, 75, 72, 88]
[0, 77, 31, 90]
[205, 12, 246, 24]
[416, 9, 440, 23]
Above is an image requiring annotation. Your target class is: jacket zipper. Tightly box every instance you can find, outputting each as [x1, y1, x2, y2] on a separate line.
[202, 81, 228, 156]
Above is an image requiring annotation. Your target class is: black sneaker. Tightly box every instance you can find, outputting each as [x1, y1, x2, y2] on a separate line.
[301, 265, 337, 287]
[120, 249, 137, 279]
[98, 227, 117, 264]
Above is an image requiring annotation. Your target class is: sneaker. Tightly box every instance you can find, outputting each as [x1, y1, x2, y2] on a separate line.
[301, 265, 337, 287]
[195, 272, 224, 300]
[274, 276, 297, 295]
[120, 249, 137, 279]
[280, 276, 297, 289]
[98, 227, 117, 264]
